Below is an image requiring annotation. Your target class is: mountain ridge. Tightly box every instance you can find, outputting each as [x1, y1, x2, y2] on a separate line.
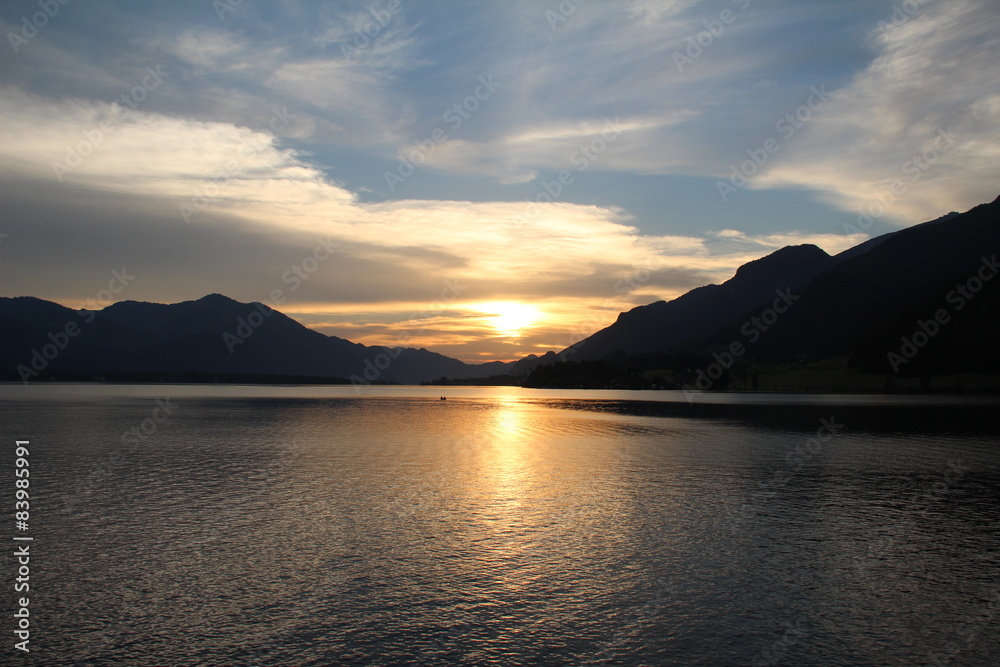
[529, 196, 1000, 389]
[3, 196, 997, 387]
[561, 243, 837, 360]
[0, 294, 508, 385]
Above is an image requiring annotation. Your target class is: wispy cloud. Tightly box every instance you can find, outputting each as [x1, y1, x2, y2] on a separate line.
[756, 0, 1000, 223]
[0, 87, 764, 359]
[1, 0, 994, 360]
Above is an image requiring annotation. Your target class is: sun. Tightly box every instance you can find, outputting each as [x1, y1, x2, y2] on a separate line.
[479, 301, 542, 338]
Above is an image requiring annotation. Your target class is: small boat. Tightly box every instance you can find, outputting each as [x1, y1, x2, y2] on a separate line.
[440, 396, 447, 400]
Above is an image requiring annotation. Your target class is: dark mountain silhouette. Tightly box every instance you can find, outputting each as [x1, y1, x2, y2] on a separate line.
[508, 351, 561, 376]
[730, 196, 1000, 367]
[536, 196, 1000, 388]
[5, 197, 997, 389]
[834, 210, 959, 262]
[0, 294, 507, 384]
[562, 243, 837, 360]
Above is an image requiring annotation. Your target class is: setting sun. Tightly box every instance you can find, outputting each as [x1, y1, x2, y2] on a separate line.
[479, 302, 543, 338]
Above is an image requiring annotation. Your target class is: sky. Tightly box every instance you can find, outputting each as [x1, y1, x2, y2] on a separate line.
[1, 0, 998, 363]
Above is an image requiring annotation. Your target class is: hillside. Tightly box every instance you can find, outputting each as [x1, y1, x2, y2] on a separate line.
[0, 294, 506, 385]
[532, 196, 1000, 390]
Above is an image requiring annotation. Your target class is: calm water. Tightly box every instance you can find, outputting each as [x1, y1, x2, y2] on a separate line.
[1, 384, 999, 666]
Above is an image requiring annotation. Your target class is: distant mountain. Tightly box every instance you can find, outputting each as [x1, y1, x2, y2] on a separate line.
[508, 351, 561, 376]
[562, 243, 837, 360]
[0, 294, 506, 384]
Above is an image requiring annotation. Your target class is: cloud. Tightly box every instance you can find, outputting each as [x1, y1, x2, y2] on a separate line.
[266, 58, 400, 130]
[755, 0, 1000, 223]
[419, 115, 696, 183]
[0, 85, 768, 359]
[377, 1, 851, 189]
[408, 6, 712, 181]
[171, 28, 258, 72]
[8, 0, 985, 361]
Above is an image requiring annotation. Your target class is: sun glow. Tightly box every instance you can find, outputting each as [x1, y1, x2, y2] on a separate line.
[479, 301, 543, 338]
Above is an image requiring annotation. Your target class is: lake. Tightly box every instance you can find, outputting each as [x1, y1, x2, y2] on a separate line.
[1, 384, 998, 665]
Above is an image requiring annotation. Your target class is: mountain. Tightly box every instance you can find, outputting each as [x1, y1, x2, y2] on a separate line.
[730, 196, 1000, 368]
[508, 351, 561, 376]
[547, 196, 1000, 385]
[833, 210, 959, 263]
[5, 197, 997, 389]
[562, 243, 837, 360]
[0, 294, 506, 384]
